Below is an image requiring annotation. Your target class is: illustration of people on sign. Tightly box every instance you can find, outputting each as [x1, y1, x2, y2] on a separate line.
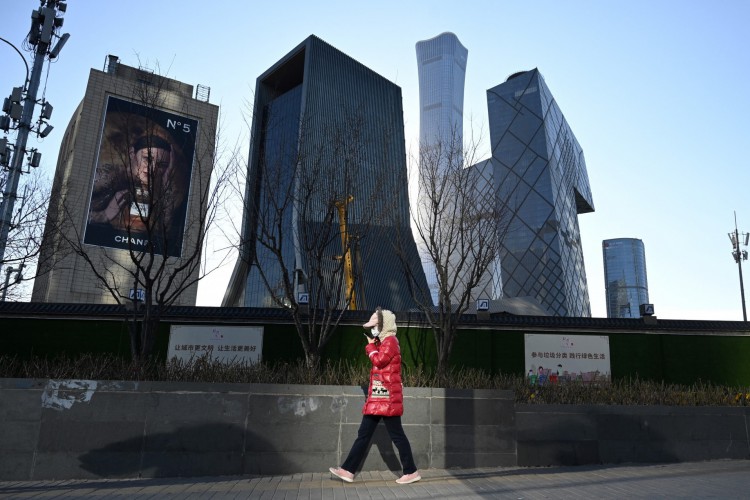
[537, 366, 547, 385]
[84, 96, 197, 257]
[549, 363, 562, 384]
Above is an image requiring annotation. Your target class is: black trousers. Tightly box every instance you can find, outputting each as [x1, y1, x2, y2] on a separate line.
[341, 414, 417, 475]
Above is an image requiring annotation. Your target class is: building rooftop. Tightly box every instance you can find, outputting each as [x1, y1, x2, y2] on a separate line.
[2, 302, 748, 336]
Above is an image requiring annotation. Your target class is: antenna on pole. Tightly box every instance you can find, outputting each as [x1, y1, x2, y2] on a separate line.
[0, 0, 70, 299]
[728, 211, 748, 321]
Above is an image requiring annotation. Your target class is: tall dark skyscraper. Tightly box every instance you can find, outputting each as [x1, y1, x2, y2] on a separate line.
[603, 238, 649, 318]
[223, 35, 428, 310]
[487, 68, 594, 317]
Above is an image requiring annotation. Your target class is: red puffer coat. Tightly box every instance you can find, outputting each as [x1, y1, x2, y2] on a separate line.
[363, 335, 403, 416]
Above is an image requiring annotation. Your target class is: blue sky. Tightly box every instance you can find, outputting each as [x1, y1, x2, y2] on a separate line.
[2, 0, 749, 319]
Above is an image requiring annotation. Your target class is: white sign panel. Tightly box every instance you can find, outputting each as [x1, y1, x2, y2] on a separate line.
[168, 325, 263, 364]
[524, 334, 611, 384]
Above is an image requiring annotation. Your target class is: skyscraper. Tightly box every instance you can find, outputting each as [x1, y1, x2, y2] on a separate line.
[32, 57, 218, 304]
[416, 32, 468, 152]
[487, 68, 594, 317]
[223, 35, 428, 310]
[465, 158, 503, 302]
[603, 238, 649, 318]
[415, 32, 468, 304]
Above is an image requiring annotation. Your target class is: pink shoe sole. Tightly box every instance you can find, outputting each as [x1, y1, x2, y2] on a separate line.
[329, 467, 354, 483]
[396, 472, 421, 484]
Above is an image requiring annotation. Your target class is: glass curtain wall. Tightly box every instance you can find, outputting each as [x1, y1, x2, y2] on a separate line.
[487, 69, 594, 317]
[603, 238, 649, 318]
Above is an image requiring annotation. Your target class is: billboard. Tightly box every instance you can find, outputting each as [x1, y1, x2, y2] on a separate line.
[168, 325, 263, 364]
[83, 96, 198, 257]
[524, 334, 611, 384]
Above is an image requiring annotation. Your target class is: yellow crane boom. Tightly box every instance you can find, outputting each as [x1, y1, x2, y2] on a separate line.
[335, 195, 356, 310]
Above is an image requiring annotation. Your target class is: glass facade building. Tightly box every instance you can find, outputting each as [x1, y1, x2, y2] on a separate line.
[465, 158, 503, 302]
[415, 32, 468, 304]
[603, 238, 649, 318]
[223, 35, 429, 310]
[416, 32, 468, 151]
[487, 69, 594, 317]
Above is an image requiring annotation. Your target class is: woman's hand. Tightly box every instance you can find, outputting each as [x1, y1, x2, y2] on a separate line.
[89, 190, 128, 223]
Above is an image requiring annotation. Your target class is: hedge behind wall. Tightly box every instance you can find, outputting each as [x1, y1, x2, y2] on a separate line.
[2, 316, 750, 386]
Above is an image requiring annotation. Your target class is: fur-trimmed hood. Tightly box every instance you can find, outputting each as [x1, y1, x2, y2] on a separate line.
[363, 307, 397, 338]
[379, 309, 397, 339]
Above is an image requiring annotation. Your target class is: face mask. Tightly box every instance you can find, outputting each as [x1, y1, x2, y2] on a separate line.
[371, 328, 380, 337]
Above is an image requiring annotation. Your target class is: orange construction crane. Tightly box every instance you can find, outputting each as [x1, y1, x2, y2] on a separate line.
[335, 195, 356, 310]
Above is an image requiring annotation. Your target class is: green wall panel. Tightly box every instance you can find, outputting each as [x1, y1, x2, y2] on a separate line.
[2, 316, 750, 386]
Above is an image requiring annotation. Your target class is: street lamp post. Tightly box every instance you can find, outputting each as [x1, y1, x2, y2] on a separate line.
[728, 212, 748, 322]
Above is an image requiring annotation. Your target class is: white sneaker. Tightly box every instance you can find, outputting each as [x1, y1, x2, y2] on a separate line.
[396, 471, 421, 484]
[329, 467, 354, 483]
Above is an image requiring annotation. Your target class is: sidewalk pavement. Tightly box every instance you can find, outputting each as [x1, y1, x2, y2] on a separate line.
[1, 460, 749, 499]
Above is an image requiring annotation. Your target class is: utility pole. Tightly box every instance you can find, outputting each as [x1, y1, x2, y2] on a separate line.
[728, 211, 748, 322]
[0, 1, 70, 280]
[1, 264, 24, 302]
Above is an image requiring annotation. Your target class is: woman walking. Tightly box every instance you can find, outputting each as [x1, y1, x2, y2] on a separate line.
[329, 307, 421, 484]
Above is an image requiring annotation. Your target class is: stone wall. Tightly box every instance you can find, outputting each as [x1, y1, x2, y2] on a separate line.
[516, 404, 750, 466]
[2, 379, 748, 480]
[0, 379, 516, 480]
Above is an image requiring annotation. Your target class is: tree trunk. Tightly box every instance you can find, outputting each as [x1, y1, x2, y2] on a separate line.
[305, 350, 321, 373]
[127, 320, 140, 362]
[139, 316, 160, 360]
[434, 319, 456, 383]
[435, 344, 451, 382]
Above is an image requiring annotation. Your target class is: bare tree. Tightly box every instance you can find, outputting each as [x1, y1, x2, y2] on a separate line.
[232, 110, 387, 370]
[0, 167, 52, 301]
[397, 129, 509, 377]
[46, 65, 236, 362]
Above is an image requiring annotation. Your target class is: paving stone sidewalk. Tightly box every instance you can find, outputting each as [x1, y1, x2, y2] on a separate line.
[1, 460, 748, 499]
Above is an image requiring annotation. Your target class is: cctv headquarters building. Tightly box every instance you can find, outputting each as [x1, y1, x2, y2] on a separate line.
[487, 69, 594, 317]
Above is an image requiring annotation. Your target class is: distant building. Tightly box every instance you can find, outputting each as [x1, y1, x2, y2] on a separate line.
[415, 32, 468, 304]
[223, 35, 429, 310]
[487, 68, 594, 317]
[32, 57, 218, 304]
[603, 238, 649, 318]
